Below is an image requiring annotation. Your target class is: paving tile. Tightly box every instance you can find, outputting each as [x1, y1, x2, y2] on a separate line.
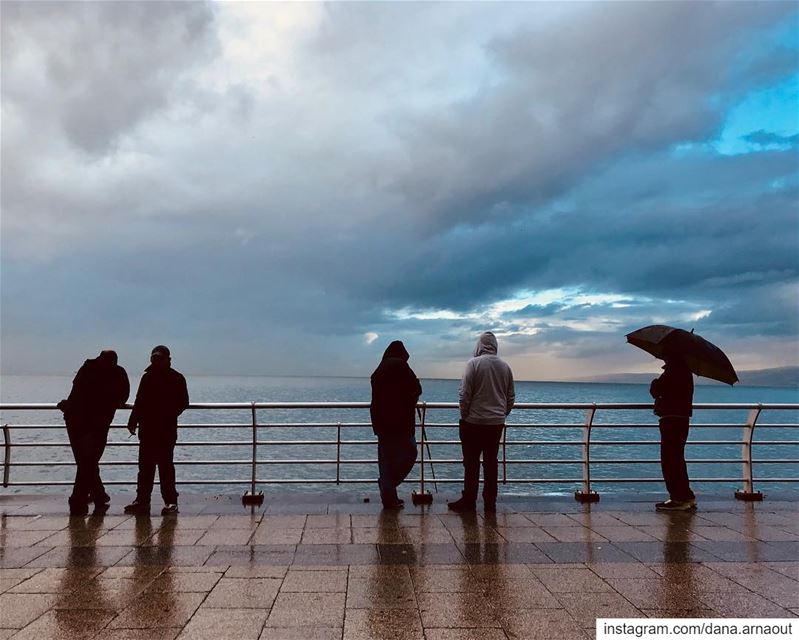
[251, 527, 304, 545]
[115, 546, 215, 567]
[697, 590, 794, 617]
[641, 609, 718, 618]
[352, 527, 409, 545]
[266, 592, 346, 627]
[196, 528, 255, 545]
[281, 569, 348, 592]
[525, 513, 582, 527]
[10, 608, 114, 640]
[556, 592, 643, 628]
[762, 562, 799, 580]
[410, 566, 482, 593]
[146, 571, 223, 592]
[306, 515, 351, 528]
[587, 527, 659, 542]
[101, 566, 165, 579]
[9, 567, 103, 593]
[343, 608, 423, 640]
[203, 577, 282, 608]
[259, 627, 342, 640]
[495, 527, 557, 543]
[260, 516, 308, 529]
[417, 591, 503, 628]
[531, 567, 614, 593]
[346, 576, 416, 609]
[462, 543, 552, 564]
[26, 546, 131, 568]
[94, 628, 181, 639]
[0, 546, 53, 568]
[143, 530, 208, 546]
[425, 630, 508, 640]
[0, 592, 57, 628]
[610, 542, 717, 564]
[301, 528, 353, 545]
[0, 529, 60, 546]
[586, 562, 660, 580]
[535, 542, 634, 564]
[225, 566, 289, 578]
[294, 544, 378, 566]
[0, 568, 43, 593]
[695, 540, 799, 562]
[498, 608, 585, 640]
[540, 526, 608, 543]
[208, 515, 262, 530]
[177, 607, 268, 640]
[607, 578, 706, 610]
[107, 592, 206, 628]
[690, 526, 759, 542]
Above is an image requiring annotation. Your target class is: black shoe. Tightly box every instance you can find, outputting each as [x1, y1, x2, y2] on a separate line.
[447, 498, 476, 513]
[161, 504, 179, 515]
[655, 499, 697, 512]
[93, 502, 110, 515]
[123, 500, 151, 515]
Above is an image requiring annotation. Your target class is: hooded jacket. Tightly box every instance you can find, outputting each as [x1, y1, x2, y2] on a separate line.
[370, 341, 422, 439]
[459, 332, 515, 425]
[129, 364, 189, 440]
[650, 357, 694, 418]
[61, 352, 130, 427]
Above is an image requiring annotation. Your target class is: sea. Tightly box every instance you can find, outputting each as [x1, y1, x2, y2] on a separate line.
[1, 375, 797, 498]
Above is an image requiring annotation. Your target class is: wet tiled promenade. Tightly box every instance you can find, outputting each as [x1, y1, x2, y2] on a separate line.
[0, 493, 797, 639]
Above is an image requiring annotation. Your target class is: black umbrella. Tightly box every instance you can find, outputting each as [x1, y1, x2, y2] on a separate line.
[626, 325, 739, 385]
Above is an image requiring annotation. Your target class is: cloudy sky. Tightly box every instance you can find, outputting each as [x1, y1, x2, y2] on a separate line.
[1, 1, 797, 380]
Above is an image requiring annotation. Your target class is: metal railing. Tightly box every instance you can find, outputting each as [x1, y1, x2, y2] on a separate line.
[1, 402, 797, 503]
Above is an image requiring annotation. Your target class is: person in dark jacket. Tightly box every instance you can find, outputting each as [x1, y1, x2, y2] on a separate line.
[58, 350, 129, 515]
[124, 345, 189, 515]
[370, 341, 422, 509]
[650, 352, 696, 511]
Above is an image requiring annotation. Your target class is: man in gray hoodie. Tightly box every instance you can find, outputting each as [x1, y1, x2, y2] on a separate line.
[449, 331, 515, 513]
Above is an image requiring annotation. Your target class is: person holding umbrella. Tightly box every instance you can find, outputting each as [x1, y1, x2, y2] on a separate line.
[627, 325, 738, 513]
[649, 350, 696, 511]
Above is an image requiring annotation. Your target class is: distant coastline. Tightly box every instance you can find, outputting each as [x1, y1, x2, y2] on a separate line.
[576, 366, 799, 388]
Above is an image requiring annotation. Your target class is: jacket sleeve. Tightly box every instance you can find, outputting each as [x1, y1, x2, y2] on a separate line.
[176, 374, 189, 416]
[118, 368, 130, 407]
[459, 361, 474, 420]
[506, 368, 515, 416]
[128, 375, 146, 427]
[649, 376, 663, 399]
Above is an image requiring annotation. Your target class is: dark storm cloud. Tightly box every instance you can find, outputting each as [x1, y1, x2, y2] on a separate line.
[1, 2, 797, 378]
[1, 0, 218, 154]
[743, 130, 799, 147]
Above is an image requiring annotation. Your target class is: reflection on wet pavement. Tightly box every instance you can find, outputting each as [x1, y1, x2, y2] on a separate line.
[0, 494, 797, 638]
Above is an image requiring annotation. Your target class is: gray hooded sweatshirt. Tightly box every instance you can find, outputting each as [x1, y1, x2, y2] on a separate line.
[459, 332, 515, 425]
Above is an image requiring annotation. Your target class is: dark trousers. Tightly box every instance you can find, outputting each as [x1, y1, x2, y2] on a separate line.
[377, 434, 417, 503]
[459, 421, 504, 504]
[67, 424, 110, 506]
[136, 439, 178, 504]
[659, 417, 695, 502]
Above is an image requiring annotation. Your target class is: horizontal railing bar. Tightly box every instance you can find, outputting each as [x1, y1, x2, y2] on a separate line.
[3, 402, 798, 411]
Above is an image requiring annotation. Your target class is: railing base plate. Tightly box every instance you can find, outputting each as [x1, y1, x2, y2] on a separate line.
[242, 491, 264, 506]
[734, 490, 764, 502]
[411, 491, 433, 505]
[574, 490, 600, 503]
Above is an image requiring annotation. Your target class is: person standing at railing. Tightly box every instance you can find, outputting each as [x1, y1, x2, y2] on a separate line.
[370, 340, 422, 509]
[57, 350, 130, 516]
[450, 331, 515, 514]
[124, 345, 189, 516]
[650, 351, 696, 512]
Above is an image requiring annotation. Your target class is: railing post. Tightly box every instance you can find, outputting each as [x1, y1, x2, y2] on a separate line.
[242, 402, 264, 506]
[501, 426, 507, 485]
[575, 405, 599, 503]
[412, 403, 433, 505]
[2, 424, 10, 488]
[736, 405, 764, 501]
[336, 422, 341, 485]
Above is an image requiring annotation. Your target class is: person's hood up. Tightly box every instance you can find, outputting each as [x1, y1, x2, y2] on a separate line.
[382, 340, 410, 362]
[473, 332, 498, 357]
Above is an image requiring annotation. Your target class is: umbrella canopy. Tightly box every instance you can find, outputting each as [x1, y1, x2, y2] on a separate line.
[626, 325, 739, 385]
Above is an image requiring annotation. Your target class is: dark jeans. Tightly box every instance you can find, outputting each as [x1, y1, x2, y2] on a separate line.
[67, 423, 110, 507]
[377, 434, 417, 503]
[459, 421, 504, 504]
[136, 439, 178, 504]
[659, 417, 695, 502]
